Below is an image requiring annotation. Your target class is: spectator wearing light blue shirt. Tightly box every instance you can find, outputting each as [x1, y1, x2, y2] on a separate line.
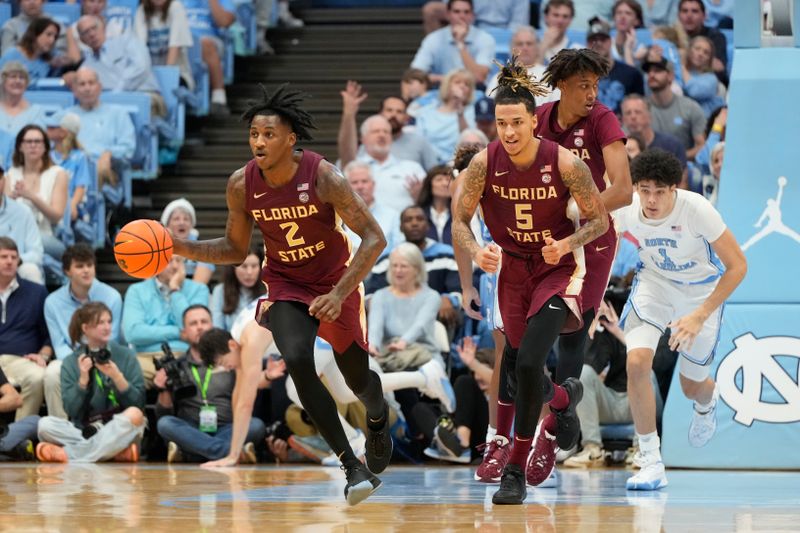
[411, 0, 495, 85]
[0, 175, 44, 284]
[421, 0, 530, 35]
[43, 243, 122, 419]
[66, 66, 136, 191]
[415, 69, 477, 164]
[182, 0, 236, 116]
[0, 62, 47, 137]
[71, 15, 166, 117]
[343, 161, 402, 252]
[122, 254, 209, 385]
[0, 17, 62, 84]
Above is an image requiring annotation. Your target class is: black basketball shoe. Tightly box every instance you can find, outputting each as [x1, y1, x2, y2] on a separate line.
[492, 463, 527, 505]
[365, 402, 393, 474]
[341, 461, 382, 506]
[552, 377, 584, 450]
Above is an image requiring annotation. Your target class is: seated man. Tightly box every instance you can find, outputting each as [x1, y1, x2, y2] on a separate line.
[37, 302, 146, 463]
[0, 172, 44, 284]
[44, 243, 123, 419]
[66, 67, 136, 191]
[0, 366, 39, 461]
[155, 305, 267, 463]
[122, 254, 209, 386]
[343, 161, 401, 252]
[0, 237, 50, 420]
[411, 0, 495, 85]
[69, 15, 166, 117]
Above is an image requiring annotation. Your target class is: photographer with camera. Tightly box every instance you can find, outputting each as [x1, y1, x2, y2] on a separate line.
[36, 302, 146, 463]
[155, 305, 268, 463]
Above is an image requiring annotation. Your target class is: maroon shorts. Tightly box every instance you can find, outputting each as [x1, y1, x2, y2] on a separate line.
[580, 227, 618, 315]
[254, 281, 368, 354]
[498, 252, 584, 349]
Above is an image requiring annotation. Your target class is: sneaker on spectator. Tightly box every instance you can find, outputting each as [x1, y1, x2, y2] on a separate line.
[288, 434, 332, 463]
[278, 1, 304, 28]
[626, 459, 668, 490]
[210, 103, 231, 117]
[36, 443, 68, 463]
[526, 423, 557, 487]
[167, 441, 183, 464]
[418, 360, 456, 413]
[689, 385, 719, 448]
[321, 430, 366, 467]
[423, 443, 471, 464]
[556, 445, 576, 463]
[113, 443, 139, 463]
[474, 435, 510, 483]
[431, 415, 470, 463]
[14, 439, 35, 461]
[563, 443, 605, 468]
[341, 460, 381, 506]
[239, 442, 257, 464]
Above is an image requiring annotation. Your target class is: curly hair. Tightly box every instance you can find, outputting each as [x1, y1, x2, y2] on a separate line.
[452, 143, 483, 174]
[631, 148, 682, 187]
[541, 48, 610, 89]
[491, 54, 550, 114]
[241, 83, 317, 141]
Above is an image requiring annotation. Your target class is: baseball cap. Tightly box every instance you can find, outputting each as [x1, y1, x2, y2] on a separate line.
[474, 96, 495, 122]
[641, 57, 674, 73]
[587, 16, 611, 40]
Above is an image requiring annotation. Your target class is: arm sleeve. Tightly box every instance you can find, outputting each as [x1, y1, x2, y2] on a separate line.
[133, 7, 147, 42]
[121, 37, 155, 92]
[410, 34, 435, 72]
[36, 287, 51, 351]
[44, 298, 73, 360]
[20, 209, 44, 266]
[116, 347, 146, 409]
[210, 284, 225, 328]
[109, 290, 123, 343]
[169, 1, 194, 47]
[689, 194, 726, 242]
[473, 32, 496, 67]
[122, 284, 182, 347]
[61, 354, 89, 420]
[367, 290, 386, 348]
[400, 289, 442, 345]
[594, 107, 627, 148]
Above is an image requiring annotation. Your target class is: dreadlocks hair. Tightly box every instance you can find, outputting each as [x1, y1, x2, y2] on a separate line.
[241, 83, 317, 141]
[490, 54, 551, 114]
[541, 48, 610, 89]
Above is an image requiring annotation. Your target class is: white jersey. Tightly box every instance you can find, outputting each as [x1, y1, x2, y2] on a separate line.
[616, 189, 726, 284]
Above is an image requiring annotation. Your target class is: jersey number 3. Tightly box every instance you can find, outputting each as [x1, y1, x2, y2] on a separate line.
[279, 222, 306, 247]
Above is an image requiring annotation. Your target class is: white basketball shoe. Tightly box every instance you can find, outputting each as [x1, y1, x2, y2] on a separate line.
[688, 384, 719, 448]
[626, 452, 668, 491]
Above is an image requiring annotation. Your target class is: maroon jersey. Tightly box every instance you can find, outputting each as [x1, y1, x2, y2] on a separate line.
[481, 138, 577, 257]
[535, 101, 626, 192]
[244, 150, 351, 290]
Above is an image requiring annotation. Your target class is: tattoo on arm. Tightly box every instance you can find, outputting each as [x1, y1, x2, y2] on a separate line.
[451, 151, 487, 258]
[317, 161, 386, 296]
[562, 156, 609, 250]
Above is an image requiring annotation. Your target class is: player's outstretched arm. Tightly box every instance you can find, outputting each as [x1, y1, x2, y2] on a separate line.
[600, 140, 633, 211]
[452, 149, 499, 274]
[172, 168, 254, 265]
[313, 161, 387, 320]
[450, 160, 483, 320]
[560, 148, 609, 244]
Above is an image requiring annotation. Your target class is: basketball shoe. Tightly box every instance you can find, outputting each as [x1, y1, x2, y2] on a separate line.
[423, 415, 471, 464]
[365, 401, 393, 474]
[526, 422, 557, 487]
[36, 443, 68, 463]
[551, 377, 584, 450]
[474, 435, 511, 482]
[341, 460, 382, 506]
[563, 443, 605, 468]
[418, 360, 456, 413]
[492, 463, 527, 505]
[626, 452, 668, 490]
[688, 385, 719, 448]
[288, 434, 332, 463]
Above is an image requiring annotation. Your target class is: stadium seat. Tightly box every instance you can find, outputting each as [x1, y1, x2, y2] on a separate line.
[24, 90, 76, 120]
[0, 3, 10, 27]
[153, 65, 186, 147]
[43, 2, 81, 28]
[187, 40, 210, 116]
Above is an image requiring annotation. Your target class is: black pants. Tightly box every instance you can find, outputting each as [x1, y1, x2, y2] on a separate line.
[556, 308, 597, 384]
[269, 301, 384, 462]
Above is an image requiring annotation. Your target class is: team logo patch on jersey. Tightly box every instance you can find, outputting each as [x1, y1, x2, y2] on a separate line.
[297, 183, 309, 191]
[299, 192, 310, 203]
[541, 173, 552, 184]
[574, 137, 584, 147]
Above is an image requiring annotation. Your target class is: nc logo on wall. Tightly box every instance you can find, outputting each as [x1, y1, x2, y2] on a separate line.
[716, 333, 800, 426]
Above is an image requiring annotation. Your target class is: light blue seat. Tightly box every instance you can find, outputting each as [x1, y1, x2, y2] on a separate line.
[43, 2, 81, 28]
[187, 40, 210, 116]
[153, 65, 185, 146]
[484, 26, 513, 55]
[0, 4, 11, 27]
[24, 90, 75, 120]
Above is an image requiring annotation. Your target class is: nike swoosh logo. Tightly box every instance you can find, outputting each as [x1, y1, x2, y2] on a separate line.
[595, 245, 609, 252]
[548, 304, 561, 310]
[253, 191, 267, 199]
[495, 170, 510, 176]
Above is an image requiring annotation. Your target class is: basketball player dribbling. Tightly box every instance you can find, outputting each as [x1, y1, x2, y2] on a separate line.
[526, 48, 633, 483]
[617, 149, 746, 490]
[451, 57, 609, 505]
[172, 84, 391, 506]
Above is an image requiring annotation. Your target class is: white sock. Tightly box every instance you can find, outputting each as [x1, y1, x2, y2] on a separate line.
[694, 392, 716, 413]
[637, 431, 661, 460]
[485, 426, 497, 443]
[211, 89, 227, 105]
[380, 371, 425, 392]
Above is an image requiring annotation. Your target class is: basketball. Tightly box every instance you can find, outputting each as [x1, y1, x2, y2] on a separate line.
[114, 219, 174, 279]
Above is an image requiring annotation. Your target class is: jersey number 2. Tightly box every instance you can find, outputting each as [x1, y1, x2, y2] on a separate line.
[279, 222, 306, 247]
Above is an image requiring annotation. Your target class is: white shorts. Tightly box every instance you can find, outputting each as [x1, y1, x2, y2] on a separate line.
[621, 270, 723, 381]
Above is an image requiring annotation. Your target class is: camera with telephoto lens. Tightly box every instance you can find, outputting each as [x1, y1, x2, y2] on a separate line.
[85, 345, 112, 365]
[154, 343, 197, 401]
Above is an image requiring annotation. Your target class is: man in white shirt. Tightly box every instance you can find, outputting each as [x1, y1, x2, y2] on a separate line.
[616, 149, 746, 491]
[343, 161, 401, 251]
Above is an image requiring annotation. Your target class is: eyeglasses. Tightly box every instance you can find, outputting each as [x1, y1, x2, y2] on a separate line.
[21, 139, 45, 145]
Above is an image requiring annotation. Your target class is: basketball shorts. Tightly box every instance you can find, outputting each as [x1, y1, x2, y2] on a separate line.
[254, 281, 368, 354]
[581, 227, 618, 315]
[621, 270, 723, 381]
[497, 252, 584, 349]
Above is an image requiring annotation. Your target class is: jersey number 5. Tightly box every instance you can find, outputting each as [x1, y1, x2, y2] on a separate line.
[515, 204, 533, 230]
[279, 222, 306, 247]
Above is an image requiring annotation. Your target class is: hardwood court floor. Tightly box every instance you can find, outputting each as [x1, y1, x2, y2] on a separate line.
[0, 463, 798, 532]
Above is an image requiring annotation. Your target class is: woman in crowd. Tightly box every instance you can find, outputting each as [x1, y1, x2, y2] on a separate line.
[133, 0, 195, 90]
[682, 36, 727, 116]
[0, 62, 46, 136]
[0, 17, 61, 82]
[415, 68, 476, 163]
[160, 197, 215, 284]
[210, 241, 266, 330]
[417, 164, 453, 245]
[47, 112, 93, 229]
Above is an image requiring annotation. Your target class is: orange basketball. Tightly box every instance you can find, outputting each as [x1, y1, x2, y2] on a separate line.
[114, 219, 174, 279]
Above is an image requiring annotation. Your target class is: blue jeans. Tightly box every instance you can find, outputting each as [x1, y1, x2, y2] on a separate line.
[157, 415, 266, 460]
[0, 415, 40, 455]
